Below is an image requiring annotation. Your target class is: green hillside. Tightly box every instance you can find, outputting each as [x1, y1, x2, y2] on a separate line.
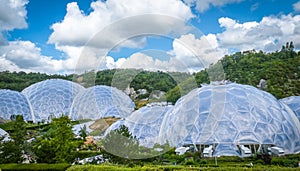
[166, 46, 300, 103]
[1, 46, 300, 104]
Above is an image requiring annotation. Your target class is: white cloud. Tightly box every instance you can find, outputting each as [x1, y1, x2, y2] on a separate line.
[0, 55, 21, 72]
[47, 0, 194, 72]
[0, 41, 64, 73]
[117, 52, 189, 72]
[0, 0, 28, 44]
[293, 1, 300, 11]
[0, 0, 28, 30]
[48, 0, 193, 48]
[102, 33, 227, 73]
[168, 33, 227, 70]
[183, 0, 243, 12]
[216, 14, 300, 52]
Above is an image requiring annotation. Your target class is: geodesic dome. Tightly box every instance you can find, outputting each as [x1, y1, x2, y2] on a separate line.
[70, 85, 135, 120]
[104, 103, 173, 147]
[0, 89, 33, 121]
[159, 82, 300, 156]
[0, 128, 10, 141]
[280, 96, 300, 122]
[22, 79, 85, 122]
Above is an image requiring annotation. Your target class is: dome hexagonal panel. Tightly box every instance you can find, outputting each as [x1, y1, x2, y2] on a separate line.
[159, 82, 300, 155]
[0, 89, 33, 121]
[22, 79, 84, 122]
[70, 85, 135, 120]
[280, 96, 300, 121]
[0, 128, 10, 141]
[104, 103, 173, 147]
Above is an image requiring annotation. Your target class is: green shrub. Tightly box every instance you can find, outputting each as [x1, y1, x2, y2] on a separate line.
[271, 158, 285, 166]
[0, 163, 70, 171]
[254, 159, 265, 165]
[199, 160, 208, 164]
[184, 159, 195, 165]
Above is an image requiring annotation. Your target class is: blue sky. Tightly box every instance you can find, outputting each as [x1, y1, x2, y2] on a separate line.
[1, 0, 300, 73]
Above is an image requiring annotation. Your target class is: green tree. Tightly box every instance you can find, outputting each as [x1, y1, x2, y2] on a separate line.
[102, 125, 140, 163]
[33, 116, 79, 163]
[0, 138, 23, 163]
[79, 125, 87, 140]
[0, 115, 27, 163]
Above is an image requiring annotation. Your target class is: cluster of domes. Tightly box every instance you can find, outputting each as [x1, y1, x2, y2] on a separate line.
[0, 79, 135, 123]
[1, 78, 300, 156]
[103, 82, 300, 156]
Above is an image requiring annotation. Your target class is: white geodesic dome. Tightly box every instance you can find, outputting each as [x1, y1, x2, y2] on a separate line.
[0, 128, 10, 141]
[0, 89, 33, 121]
[280, 96, 300, 122]
[22, 79, 85, 122]
[159, 82, 300, 156]
[70, 85, 135, 120]
[104, 103, 173, 147]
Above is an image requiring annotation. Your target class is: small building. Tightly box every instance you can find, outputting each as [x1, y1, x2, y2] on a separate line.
[240, 145, 252, 157]
[203, 145, 213, 157]
[175, 147, 189, 155]
[269, 146, 284, 156]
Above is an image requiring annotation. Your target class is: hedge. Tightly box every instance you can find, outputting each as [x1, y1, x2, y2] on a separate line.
[66, 164, 300, 171]
[0, 163, 71, 171]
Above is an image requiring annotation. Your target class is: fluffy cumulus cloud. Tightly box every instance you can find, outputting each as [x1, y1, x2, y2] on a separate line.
[116, 52, 190, 72]
[48, 0, 193, 48]
[169, 34, 227, 68]
[48, 0, 194, 72]
[183, 0, 243, 12]
[216, 14, 300, 52]
[0, 0, 60, 73]
[0, 41, 63, 73]
[0, 0, 28, 44]
[104, 33, 227, 73]
[2, 0, 300, 74]
[294, 1, 300, 11]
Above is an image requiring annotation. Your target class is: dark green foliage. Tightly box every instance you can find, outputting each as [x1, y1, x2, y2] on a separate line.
[101, 125, 140, 163]
[218, 49, 300, 99]
[10, 115, 27, 147]
[271, 158, 298, 167]
[0, 71, 71, 91]
[167, 47, 300, 103]
[0, 138, 23, 164]
[0, 163, 70, 171]
[32, 116, 81, 163]
[79, 125, 87, 140]
[0, 115, 27, 164]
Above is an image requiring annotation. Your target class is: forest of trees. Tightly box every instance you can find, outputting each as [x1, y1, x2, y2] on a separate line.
[1, 44, 300, 104]
[166, 43, 300, 103]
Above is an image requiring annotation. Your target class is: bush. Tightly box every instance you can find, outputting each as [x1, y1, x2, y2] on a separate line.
[199, 160, 208, 165]
[183, 159, 196, 166]
[271, 158, 298, 167]
[254, 159, 264, 165]
[0, 163, 70, 171]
